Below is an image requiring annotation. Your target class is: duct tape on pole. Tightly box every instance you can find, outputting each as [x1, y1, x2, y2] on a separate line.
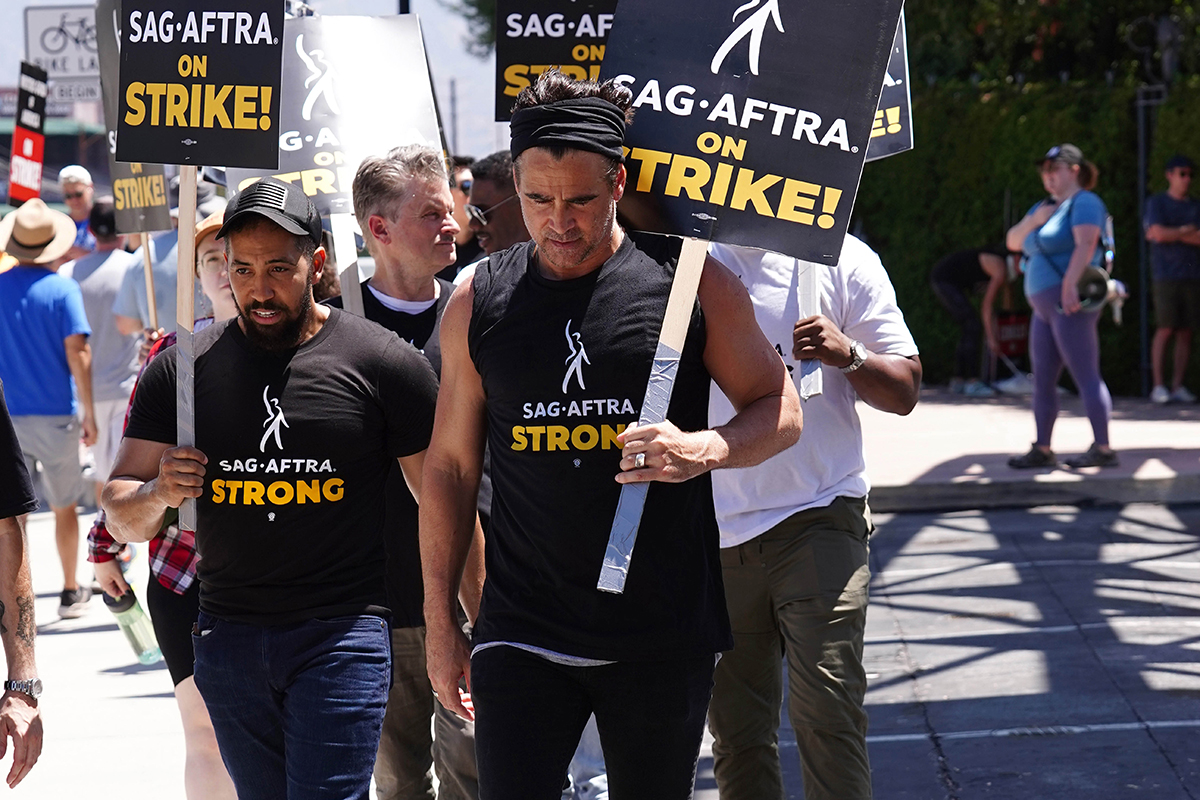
[175, 165, 198, 530]
[597, 236, 707, 593]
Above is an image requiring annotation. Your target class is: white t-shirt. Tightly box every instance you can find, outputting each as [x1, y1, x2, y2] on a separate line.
[708, 236, 919, 549]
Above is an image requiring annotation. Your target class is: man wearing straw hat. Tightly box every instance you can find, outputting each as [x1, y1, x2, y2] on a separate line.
[0, 199, 98, 619]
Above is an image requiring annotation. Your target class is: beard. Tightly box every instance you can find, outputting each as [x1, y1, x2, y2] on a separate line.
[235, 274, 314, 352]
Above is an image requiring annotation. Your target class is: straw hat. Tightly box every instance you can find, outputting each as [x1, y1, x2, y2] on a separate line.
[0, 199, 77, 264]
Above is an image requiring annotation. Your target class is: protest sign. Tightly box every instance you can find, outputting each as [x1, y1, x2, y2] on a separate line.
[96, 0, 172, 234]
[494, 0, 616, 121]
[115, 0, 285, 168]
[595, 0, 901, 593]
[7, 63, 49, 206]
[225, 15, 441, 216]
[865, 10, 912, 163]
[599, 0, 902, 266]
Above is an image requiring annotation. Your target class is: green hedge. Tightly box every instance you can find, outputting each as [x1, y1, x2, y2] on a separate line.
[853, 80, 1200, 397]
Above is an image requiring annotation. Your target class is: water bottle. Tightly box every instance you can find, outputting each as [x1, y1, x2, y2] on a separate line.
[104, 588, 162, 665]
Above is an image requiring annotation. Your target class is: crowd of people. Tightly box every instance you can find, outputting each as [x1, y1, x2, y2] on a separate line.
[0, 68, 1189, 800]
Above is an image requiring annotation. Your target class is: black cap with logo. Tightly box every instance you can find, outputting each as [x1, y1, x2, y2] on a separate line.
[218, 178, 322, 247]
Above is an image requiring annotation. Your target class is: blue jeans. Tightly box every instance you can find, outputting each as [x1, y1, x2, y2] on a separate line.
[192, 612, 392, 800]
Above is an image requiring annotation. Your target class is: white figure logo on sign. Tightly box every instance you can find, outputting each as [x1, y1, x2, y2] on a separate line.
[296, 34, 341, 121]
[710, 0, 785, 76]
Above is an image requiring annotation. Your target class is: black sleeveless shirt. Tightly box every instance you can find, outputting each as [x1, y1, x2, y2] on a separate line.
[468, 233, 732, 661]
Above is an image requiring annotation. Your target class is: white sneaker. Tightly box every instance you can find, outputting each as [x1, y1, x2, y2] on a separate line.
[1150, 385, 1170, 404]
[1170, 386, 1198, 404]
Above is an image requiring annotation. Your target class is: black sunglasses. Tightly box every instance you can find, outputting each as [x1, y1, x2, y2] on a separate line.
[466, 194, 518, 227]
[64, 191, 86, 200]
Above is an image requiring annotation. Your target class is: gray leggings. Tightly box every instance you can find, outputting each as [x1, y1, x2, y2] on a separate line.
[1028, 286, 1112, 447]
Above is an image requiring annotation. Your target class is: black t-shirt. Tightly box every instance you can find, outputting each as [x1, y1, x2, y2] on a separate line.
[124, 308, 439, 625]
[0, 381, 37, 519]
[467, 233, 732, 661]
[327, 278, 460, 628]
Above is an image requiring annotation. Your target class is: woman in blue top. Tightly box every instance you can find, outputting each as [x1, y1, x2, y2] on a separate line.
[1005, 143, 1117, 469]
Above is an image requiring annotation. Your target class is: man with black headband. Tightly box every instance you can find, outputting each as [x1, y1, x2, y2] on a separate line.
[103, 177, 443, 799]
[421, 70, 802, 799]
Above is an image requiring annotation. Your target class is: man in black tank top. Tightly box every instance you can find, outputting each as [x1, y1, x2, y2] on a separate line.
[420, 70, 803, 800]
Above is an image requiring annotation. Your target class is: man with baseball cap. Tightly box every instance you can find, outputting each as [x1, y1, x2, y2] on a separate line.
[60, 198, 142, 507]
[59, 165, 96, 260]
[0, 199, 98, 619]
[102, 177, 443, 799]
[1145, 153, 1200, 404]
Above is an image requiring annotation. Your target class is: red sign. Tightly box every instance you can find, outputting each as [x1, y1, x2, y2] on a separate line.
[8, 127, 45, 204]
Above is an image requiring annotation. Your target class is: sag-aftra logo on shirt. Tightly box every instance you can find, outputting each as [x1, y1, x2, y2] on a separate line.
[207, 384, 344, 508]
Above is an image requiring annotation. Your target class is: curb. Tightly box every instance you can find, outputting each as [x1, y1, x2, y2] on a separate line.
[869, 474, 1200, 514]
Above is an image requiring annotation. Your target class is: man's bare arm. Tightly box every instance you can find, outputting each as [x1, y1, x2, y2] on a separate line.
[0, 516, 41, 788]
[420, 280, 488, 720]
[617, 255, 802, 484]
[793, 314, 921, 416]
[103, 437, 207, 543]
[398, 451, 485, 625]
[114, 314, 143, 336]
[63, 334, 97, 446]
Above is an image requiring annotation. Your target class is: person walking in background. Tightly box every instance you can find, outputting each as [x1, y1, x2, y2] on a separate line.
[90, 211, 237, 800]
[59, 198, 142, 507]
[929, 245, 1010, 396]
[58, 165, 96, 261]
[0, 199, 97, 619]
[1144, 153, 1200, 404]
[442, 155, 482, 280]
[1005, 143, 1117, 469]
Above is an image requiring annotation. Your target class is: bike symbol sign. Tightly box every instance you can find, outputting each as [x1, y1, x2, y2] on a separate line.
[25, 6, 100, 81]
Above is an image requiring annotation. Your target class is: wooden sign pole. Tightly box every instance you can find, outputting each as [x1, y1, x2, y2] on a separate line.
[797, 259, 823, 399]
[175, 165, 198, 531]
[142, 243, 158, 331]
[329, 213, 365, 318]
[597, 236, 708, 594]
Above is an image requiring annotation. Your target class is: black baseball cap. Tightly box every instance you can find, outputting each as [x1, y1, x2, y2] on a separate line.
[87, 197, 117, 238]
[1037, 143, 1084, 166]
[1166, 154, 1195, 171]
[218, 177, 322, 247]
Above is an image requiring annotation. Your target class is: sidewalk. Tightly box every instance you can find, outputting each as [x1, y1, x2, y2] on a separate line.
[861, 388, 1200, 513]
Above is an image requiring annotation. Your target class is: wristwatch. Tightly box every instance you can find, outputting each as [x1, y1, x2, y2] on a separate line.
[841, 340, 869, 373]
[4, 679, 42, 701]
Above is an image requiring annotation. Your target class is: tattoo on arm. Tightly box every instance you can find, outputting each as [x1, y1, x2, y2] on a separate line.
[16, 597, 34, 648]
[0, 600, 7, 636]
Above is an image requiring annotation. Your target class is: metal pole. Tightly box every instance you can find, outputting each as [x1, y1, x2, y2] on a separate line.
[450, 78, 458, 154]
[1137, 87, 1149, 397]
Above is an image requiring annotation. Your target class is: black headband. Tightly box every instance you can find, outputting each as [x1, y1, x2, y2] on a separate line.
[510, 97, 626, 163]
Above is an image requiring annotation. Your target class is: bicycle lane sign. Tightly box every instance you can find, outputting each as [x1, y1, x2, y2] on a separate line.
[25, 6, 101, 82]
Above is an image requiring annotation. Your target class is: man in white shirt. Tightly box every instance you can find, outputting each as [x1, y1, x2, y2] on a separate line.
[707, 237, 922, 800]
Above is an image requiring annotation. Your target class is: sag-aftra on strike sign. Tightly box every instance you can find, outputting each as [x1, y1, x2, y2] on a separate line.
[115, 2, 284, 167]
[601, 0, 902, 265]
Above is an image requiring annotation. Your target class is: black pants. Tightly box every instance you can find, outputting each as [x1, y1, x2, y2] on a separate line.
[471, 645, 715, 800]
[932, 279, 983, 380]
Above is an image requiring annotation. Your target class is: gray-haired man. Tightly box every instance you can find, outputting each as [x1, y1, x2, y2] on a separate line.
[335, 144, 486, 800]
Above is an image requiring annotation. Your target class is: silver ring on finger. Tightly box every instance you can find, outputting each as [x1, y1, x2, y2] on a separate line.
[634, 452, 646, 469]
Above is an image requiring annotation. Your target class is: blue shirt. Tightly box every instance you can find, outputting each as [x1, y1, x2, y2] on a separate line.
[72, 218, 96, 254]
[1022, 190, 1108, 297]
[1143, 192, 1200, 281]
[114, 229, 179, 334]
[0, 266, 92, 416]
